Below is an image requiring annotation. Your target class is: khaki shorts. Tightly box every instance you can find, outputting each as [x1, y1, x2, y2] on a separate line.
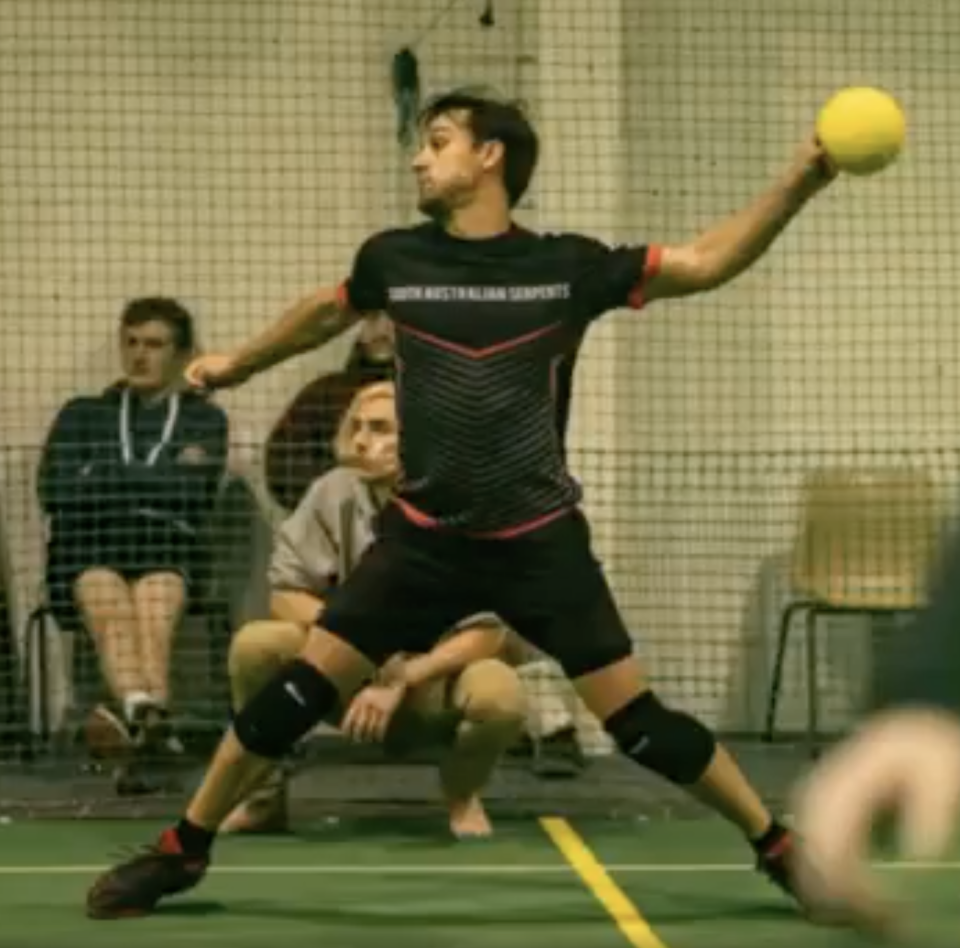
[342, 657, 520, 757]
[233, 618, 516, 753]
[380, 675, 462, 756]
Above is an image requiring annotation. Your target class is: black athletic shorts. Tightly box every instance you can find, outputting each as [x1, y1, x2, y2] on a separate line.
[46, 518, 201, 630]
[321, 504, 634, 678]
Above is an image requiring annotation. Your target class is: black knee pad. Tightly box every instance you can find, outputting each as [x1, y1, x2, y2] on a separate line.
[604, 691, 716, 785]
[233, 659, 339, 759]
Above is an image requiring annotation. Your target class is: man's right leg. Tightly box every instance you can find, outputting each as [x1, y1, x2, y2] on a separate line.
[183, 625, 372, 833]
[228, 620, 309, 709]
[85, 513, 472, 919]
[84, 622, 375, 918]
[219, 620, 310, 834]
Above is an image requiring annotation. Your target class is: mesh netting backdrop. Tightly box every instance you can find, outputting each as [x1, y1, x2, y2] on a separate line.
[0, 0, 957, 813]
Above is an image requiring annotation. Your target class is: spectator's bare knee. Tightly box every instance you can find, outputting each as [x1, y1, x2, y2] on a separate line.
[131, 571, 187, 630]
[456, 659, 527, 734]
[229, 620, 308, 681]
[73, 568, 135, 626]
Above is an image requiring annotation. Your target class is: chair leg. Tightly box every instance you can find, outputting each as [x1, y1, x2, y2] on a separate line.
[24, 607, 51, 745]
[204, 605, 232, 724]
[37, 609, 52, 744]
[764, 602, 808, 742]
[0, 611, 28, 760]
[805, 606, 821, 759]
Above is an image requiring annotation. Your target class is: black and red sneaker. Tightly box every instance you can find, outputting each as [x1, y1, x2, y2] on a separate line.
[86, 828, 209, 919]
[756, 825, 798, 899]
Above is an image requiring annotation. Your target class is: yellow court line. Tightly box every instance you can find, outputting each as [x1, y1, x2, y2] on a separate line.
[540, 817, 669, 948]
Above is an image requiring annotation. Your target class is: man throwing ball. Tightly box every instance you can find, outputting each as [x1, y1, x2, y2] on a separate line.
[87, 88, 841, 919]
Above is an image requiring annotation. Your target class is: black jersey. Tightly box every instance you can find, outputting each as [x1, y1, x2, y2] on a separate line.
[338, 222, 660, 536]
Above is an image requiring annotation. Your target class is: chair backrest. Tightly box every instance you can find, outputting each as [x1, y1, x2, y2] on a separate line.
[791, 466, 943, 609]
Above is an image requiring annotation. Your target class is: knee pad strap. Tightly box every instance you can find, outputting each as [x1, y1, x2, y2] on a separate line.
[233, 658, 339, 759]
[604, 691, 716, 785]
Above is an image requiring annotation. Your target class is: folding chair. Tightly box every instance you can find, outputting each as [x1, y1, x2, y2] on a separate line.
[764, 466, 942, 755]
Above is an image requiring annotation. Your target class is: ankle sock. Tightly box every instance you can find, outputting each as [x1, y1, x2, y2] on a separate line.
[751, 820, 788, 854]
[174, 818, 216, 856]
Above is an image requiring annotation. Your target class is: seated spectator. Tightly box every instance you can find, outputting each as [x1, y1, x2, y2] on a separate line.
[222, 381, 525, 837]
[37, 297, 228, 773]
[264, 311, 394, 511]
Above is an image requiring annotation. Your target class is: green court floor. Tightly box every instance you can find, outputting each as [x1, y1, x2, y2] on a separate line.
[0, 818, 957, 947]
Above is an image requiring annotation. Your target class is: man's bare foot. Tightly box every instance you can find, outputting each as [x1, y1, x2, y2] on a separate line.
[448, 796, 493, 838]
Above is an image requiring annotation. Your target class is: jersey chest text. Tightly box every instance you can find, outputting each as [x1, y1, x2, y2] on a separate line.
[385, 282, 574, 351]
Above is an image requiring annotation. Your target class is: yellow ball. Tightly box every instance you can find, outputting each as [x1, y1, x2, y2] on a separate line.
[816, 87, 906, 176]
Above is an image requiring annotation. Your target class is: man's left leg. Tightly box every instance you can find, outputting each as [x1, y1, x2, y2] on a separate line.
[575, 652, 776, 841]
[536, 628, 794, 894]
[494, 512, 795, 898]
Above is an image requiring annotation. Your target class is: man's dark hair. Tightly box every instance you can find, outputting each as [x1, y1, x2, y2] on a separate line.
[419, 88, 539, 208]
[120, 297, 195, 353]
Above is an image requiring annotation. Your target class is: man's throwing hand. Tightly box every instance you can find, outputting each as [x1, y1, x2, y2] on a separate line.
[184, 353, 249, 392]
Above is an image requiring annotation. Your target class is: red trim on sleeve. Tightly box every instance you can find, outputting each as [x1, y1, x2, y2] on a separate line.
[627, 244, 664, 310]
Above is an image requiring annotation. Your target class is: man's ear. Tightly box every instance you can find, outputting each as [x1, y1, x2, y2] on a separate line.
[478, 139, 505, 172]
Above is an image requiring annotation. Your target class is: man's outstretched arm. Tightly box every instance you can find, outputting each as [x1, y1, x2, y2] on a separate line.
[187, 287, 360, 390]
[188, 232, 390, 390]
[232, 287, 359, 380]
[644, 138, 836, 303]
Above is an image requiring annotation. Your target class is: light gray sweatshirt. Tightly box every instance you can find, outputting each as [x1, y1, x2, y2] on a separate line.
[268, 466, 382, 595]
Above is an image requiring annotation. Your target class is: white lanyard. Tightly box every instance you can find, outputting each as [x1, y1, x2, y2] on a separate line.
[119, 389, 180, 467]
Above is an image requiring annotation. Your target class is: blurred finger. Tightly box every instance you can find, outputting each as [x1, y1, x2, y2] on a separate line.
[372, 712, 390, 743]
[794, 711, 960, 935]
[897, 718, 960, 860]
[368, 717, 386, 743]
[184, 363, 208, 389]
[340, 714, 357, 741]
[341, 702, 364, 741]
[356, 707, 378, 743]
[791, 734, 896, 923]
[900, 772, 960, 862]
[808, 135, 838, 181]
[817, 152, 839, 181]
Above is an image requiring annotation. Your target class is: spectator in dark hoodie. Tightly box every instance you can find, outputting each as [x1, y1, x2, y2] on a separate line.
[264, 311, 394, 510]
[38, 297, 228, 770]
